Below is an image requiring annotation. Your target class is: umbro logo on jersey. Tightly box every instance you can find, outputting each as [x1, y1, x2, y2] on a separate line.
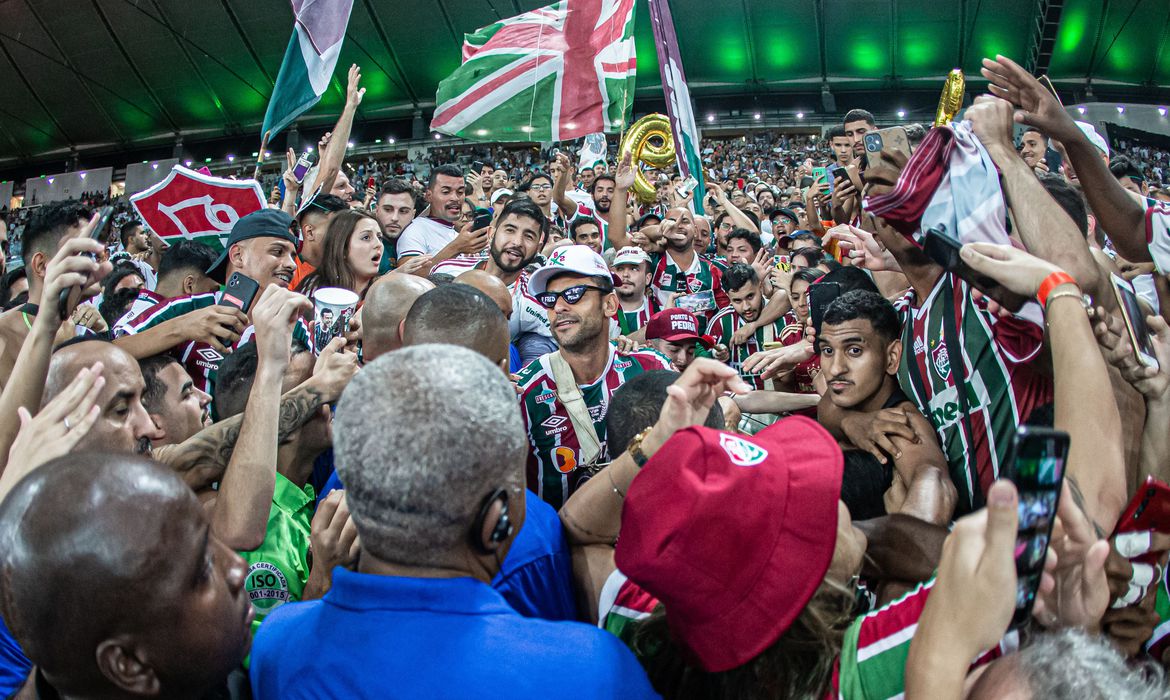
[196, 348, 223, 362]
[541, 415, 568, 429]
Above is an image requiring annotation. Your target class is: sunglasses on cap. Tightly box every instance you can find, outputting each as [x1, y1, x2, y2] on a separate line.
[536, 284, 608, 309]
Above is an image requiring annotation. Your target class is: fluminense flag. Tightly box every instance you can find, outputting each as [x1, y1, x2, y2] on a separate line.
[648, 0, 704, 214]
[261, 0, 354, 141]
[431, 0, 637, 142]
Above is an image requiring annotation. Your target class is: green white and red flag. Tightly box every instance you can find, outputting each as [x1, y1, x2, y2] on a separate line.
[430, 0, 637, 142]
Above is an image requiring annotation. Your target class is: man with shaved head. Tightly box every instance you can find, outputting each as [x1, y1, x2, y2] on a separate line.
[0, 453, 253, 697]
[403, 285, 511, 371]
[44, 339, 162, 456]
[646, 206, 730, 317]
[456, 269, 522, 371]
[359, 273, 435, 363]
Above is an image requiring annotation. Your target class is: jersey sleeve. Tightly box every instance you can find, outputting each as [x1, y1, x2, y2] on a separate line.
[1145, 202, 1170, 275]
[396, 223, 428, 258]
[113, 296, 200, 337]
[709, 264, 731, 308]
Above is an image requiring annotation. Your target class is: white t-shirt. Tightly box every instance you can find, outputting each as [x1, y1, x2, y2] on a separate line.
[397, 217, 456, 258]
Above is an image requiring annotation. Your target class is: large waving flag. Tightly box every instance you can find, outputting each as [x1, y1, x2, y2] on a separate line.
[261, 0, 354, 141]
[431, 0, 637, 142]
[648, 0, 704, 214]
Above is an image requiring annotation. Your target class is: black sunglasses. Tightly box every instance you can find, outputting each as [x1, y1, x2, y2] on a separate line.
[536, 284, 607, 309]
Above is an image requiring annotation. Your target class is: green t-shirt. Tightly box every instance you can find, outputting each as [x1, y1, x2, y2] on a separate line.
[238, 473, 315, 635]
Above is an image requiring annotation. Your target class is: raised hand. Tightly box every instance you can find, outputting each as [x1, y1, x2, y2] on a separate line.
[345, 64, 366, 109]
[980, 55, 1078, 143]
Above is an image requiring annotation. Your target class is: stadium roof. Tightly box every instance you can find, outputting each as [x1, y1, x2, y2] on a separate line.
[0, 0, 1167, 165]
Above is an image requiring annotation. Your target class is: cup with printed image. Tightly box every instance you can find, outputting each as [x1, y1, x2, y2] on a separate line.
[312, 287, 359, 353]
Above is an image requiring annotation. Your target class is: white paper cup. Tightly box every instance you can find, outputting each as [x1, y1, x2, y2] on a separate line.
[312, 287, 359, 352]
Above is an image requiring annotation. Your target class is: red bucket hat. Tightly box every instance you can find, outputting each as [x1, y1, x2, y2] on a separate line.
[615, 418, 843, 672]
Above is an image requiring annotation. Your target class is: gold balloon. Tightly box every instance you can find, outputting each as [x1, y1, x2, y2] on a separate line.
[934, 69, 965, 127]
[618, 113, 675, 204]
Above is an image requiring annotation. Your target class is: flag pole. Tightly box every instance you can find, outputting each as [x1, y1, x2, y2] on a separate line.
[253, 131, 271, 181]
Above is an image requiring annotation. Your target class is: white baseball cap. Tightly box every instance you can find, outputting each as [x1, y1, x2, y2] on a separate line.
[612, 246, 650, 268]
[529, 244, 619, 295]
[490, 188, 514, 205]
[1075, 121, 1110, 158]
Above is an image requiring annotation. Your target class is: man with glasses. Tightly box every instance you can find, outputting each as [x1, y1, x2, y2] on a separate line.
[112, 209, 310, 396]
[517, 245, 671, 509]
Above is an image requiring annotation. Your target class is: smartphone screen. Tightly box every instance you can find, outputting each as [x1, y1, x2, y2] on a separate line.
[677, 176, 698, 197]
[1005, 426, 1069, 629]
[1110, 274, 1159, 368]
[292, 154, 313, 183]
[676, 289, 716, 313]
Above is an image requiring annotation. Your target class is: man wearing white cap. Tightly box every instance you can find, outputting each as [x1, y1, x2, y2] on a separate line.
[610, 246, 658, 337]
[517, 245, 672, 509]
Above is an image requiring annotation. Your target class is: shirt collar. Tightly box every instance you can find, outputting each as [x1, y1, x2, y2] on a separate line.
[272, 472, 315, 514]
[326, 568, 516, 617]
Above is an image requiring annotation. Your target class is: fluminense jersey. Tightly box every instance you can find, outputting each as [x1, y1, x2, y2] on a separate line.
[706, 305, 785, 390]
[894, 272, 1051, 514]
[428, 257, 551, 339]
[112, 288, 165, 331]
[648, 251, 730, 313]
[114, 292, 312, 396]
[615, 295, 659, 336]
[517, 346, 672, 509]
[566, 201, 612, 250]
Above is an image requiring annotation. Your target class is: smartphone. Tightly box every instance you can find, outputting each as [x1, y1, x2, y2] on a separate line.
[773, 254, 791, 272]
[1004, 425, 1069, 629]
[472, 160, 484, 174]
[366, 176, 376, 190]
[799, 175, 815, 189]
[1116, 476, 1170, 536]
[676, 289, 717, 313]
[292, 153, 313, 183]
[219, 272, 260, 314]
[1043, 146, 1063, 172]
[677, 176, 698, 198]
[57, 205, 114, 319]
[808, 281, 842, 335]
[1109, 273, 1159, 369]
[471, 207, 493, 231]
[922, 225, 1028, 312]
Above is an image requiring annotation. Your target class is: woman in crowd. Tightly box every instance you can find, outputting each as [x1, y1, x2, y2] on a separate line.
[296, 208, 384, 299]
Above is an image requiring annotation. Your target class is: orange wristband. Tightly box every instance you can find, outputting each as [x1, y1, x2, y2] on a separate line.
[1037, 271, 1076, 307]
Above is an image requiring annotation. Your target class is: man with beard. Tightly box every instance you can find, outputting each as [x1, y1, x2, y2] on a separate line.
[553, 153, 620, 250]
[517, 245, 672, 509]
[844, 108, 877, 158]
[373, 179, 417, 273]
[707, 264, 788, 390]
[611, 246, 657, 336]
[429, 199, 554, 356]
[112, 209, 310, 396]
[140, 354, 212, 449]
[645, 207, 730, 316]
[397, 165, 489, 271]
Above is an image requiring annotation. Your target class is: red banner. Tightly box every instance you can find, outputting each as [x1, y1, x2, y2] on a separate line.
[130, 165, 267, 250]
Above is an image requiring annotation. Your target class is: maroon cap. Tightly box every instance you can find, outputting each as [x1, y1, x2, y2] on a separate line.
[615, 419, 843, 672]
[646, 308, 712, 348]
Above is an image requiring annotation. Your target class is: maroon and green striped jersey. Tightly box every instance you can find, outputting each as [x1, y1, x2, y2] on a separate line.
[615, 295, 659, 337]
[517, 346, 671, 509]
[705, 305, 785, 390]
[566, 201, 613, 250]
[648, 251, 730, 314]
[894, 273, 1051, 514]
[114, 292, 311, 396]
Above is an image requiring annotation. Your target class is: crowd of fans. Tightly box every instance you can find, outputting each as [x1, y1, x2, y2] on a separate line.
[2, 53, 1170, 699]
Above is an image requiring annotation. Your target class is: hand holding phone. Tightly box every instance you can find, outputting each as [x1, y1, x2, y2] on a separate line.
[808, 281, 842, 335]
[1109, 273, 1159, 370]
[219, 272, 261, 314]
[923, 226, 1028, 312]
[58, 206, 113, 320]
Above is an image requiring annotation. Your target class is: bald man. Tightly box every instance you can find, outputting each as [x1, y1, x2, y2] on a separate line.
[0, 453, 252, 698]
[402, 285, 510, 371]
[44, 340, 162, 456]
[457, 270, 523, 372]
[360, 273, 435, 363]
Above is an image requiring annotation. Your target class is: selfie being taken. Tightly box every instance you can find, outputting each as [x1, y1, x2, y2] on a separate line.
[1, 0, 1170, 698]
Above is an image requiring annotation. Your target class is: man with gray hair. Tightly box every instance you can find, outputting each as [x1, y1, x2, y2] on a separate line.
[249, 345, 657, 698]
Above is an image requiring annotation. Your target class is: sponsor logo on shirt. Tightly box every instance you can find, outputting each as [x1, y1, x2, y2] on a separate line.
[534, 391, 557, 405]
[659, 273, 673, 286]
[719, 434, 769, 467]
[587, 404, 604, 421]
[197, 347, 223, 363]
[245, 561, 290, 614]
[913, 336, 926, 356]
[614, 359, 633, 371]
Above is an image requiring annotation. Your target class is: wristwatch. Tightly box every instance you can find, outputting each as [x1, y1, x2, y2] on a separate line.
[627, 426, 655, 467]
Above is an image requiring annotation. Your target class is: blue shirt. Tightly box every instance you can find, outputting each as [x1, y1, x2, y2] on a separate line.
[491, 490, 576, 621]
[250, 569, 659, 700]
[0, 615, 31, 695]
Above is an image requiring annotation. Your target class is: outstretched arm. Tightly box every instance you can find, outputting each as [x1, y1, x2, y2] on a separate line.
[314, 65, 365, 197]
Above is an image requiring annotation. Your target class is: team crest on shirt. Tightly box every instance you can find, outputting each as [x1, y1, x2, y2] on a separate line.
[719, 434, 769, 467]
[931, 343, 951, 379]
[245, 561, 289, 614]
[687, 276, 703, 293]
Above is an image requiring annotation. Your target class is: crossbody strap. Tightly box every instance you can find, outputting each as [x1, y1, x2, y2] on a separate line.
[544, 351, 603, 467]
